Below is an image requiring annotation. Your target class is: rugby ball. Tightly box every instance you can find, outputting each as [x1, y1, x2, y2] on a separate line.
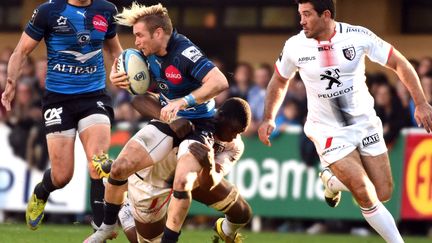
[117, 48, 151, 95]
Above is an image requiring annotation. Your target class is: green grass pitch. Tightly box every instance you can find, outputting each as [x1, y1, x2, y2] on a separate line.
[0, 223, 430, 243]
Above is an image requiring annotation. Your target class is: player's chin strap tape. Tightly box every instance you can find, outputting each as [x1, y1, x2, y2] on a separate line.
[210, 186, 239, 213]
[173, 190, 190, 200]
[108, 176, 128, 186]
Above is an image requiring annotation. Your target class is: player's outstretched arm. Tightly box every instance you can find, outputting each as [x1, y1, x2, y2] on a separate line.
[1, 32, 39, 111]
[386, 48, 432, 132]
[258, 71, 290, 146]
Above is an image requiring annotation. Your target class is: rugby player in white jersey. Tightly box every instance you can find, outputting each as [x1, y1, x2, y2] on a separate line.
[86, 96, 252, 243]
[258, 1, 432, 243]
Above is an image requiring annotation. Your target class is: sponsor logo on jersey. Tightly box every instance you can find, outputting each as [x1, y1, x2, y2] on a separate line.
[346, 27, 371, 35]
[44, 107, 63, 126]
[213, 142, 226, 153]
[57, 16, 67, 25]
[320, 68, 342, 90]
[93, 15, 108, 32]
[157, 79, 170, 95]
[181, 46, 203, 63]
[343, 46, 356, 61]
[30, 9, 38, 24]
[59, 49, 102, 63]
[52, 63, 97, 74]
[97, 101, 106, 111]
[318, 86, 353, 99]
[77, 31, 91, 46]
[54, 16, 71, 32]
[298, 56, 316, 64]
[362, 133, 380, 147]
[165, 65, 183, 84]
[318, 45, 334, 52]
[322, 145, 344, 156]
[76, 10, 86, 18]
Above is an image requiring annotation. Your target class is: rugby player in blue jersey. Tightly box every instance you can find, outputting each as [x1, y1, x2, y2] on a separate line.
[1, 0, 122, 231]
[86, 2, 229, 243]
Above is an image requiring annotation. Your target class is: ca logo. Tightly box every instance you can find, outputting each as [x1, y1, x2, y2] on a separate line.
[44, 107, 63, 126]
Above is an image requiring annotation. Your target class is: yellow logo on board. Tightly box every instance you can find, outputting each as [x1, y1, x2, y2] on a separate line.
[406, 139, 432, 215]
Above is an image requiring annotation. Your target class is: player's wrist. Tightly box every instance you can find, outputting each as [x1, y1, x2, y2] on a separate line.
[182, 94, 196, 107]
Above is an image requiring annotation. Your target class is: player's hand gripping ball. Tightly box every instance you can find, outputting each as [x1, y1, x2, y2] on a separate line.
[117, 49, 151, 95]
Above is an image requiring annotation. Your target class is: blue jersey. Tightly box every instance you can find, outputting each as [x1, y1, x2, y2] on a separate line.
[25, 0, 117, 94]
[146, 31, 216, 119]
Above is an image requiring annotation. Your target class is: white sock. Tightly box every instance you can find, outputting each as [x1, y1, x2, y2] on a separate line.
[361, 202, 404, 243]
[221, 218, 246, 238]
[321, 169, 349, 192]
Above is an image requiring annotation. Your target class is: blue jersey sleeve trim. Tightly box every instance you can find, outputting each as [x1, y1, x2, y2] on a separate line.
[24, 24, 44, 41]
[192, 60, 215, 81]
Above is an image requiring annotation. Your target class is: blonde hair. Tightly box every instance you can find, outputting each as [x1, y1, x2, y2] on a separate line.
[115, 2, 173, 35]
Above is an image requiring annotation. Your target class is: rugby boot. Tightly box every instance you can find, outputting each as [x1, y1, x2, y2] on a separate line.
[92, 153, 113, 179]
[212, 218, 244, 243]
[26, 192, 47, 230]
[84, 223, 117, 243]
[319, 168, 342, 208]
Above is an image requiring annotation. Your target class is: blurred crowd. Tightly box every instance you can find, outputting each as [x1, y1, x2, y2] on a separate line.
[1, 46, 432, 172]
[1, 48, 432, 236]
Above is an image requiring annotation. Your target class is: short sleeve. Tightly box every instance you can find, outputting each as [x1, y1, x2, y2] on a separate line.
[363, 28, 393, 66]
[180, 45, 215, 82]
[105, 4, 118, 39]
[275, 38, 297, 79]
[24, 3, 51, 41]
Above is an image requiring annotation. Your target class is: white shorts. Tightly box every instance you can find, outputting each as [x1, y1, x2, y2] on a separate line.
[127, 174, 172, 224]
[304, 116, 387, 166]
[118, 199, 135, 231]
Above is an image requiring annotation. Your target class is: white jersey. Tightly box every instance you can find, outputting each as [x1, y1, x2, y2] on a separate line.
[276, 22, 392, 128]
[133, 134, 245, 189]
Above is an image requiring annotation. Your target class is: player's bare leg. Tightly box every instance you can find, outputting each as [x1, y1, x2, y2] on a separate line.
[79, 121, 111, 229]
[134, 219, 165, 243]
[329, 150, 403, 243]
[360, 153, 393, 202]
[26, 133, 75, 230]
[162, 153, 202, 243]
[193, 179, 252, 242]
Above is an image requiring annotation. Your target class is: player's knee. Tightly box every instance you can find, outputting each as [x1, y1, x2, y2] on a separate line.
[227, 197, 252, 224]
[110, 158, 130, 180]
[350, 179, 377, 207]
[51, 173, 72, 188]
[234, 198, 253, 224]
[377, 181, 393, 202]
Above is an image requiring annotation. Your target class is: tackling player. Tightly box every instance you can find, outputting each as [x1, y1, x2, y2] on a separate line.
[1, 0, 122, 231]
[86, 96, 252, 243]
[258, 1, 432, 242]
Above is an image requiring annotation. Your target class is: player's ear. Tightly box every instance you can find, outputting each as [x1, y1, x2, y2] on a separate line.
[323, 9, 332, 20]
[155, 27, 164, 39]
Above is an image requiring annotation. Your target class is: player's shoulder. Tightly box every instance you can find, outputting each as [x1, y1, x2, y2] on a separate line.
[171, 32, 205, 63]
[91, 0, 117, 12]
[230, 135, 245, 152]
[34, 0, 62, 12]
[284, 31, 308, 48]
[341, 22, 375, 37]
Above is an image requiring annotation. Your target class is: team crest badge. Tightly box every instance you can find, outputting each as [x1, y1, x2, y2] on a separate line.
[342, 46, 356, 61]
